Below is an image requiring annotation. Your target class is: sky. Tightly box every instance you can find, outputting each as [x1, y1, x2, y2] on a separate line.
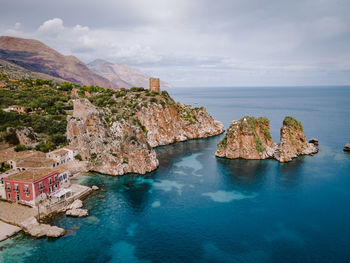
[0, 0, 349, 87]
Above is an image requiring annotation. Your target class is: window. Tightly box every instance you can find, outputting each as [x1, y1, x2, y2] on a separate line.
[15, 184, 18, 191]
[39, 182, 43, 190]
[49, 178, 52, 184]
[25, 185, 29, 196]
[55, 176, 58, 182]
[6, 183, 10, 191]
[8, 193, 11, 199]
[63, 174, 67, 180]
[59, 176, 63, 182]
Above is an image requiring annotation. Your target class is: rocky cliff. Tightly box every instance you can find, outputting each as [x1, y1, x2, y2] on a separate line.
[216, 116, 318, 162]
[67, 99, 158, 175]
[67, 89, 224, 175]
[273, 116, 318, 162]
[137, 103, 224, 147]
[215, 117, 275, 160]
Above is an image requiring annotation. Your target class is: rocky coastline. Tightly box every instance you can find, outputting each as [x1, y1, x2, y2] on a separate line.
[67, 89, 224, 176]
[216, 116, 318, 162]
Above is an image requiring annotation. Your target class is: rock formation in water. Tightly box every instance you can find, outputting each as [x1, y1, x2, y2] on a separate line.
[67, 89, 224, 175]
[215, 116, 275, 159]
[273, 117, 318, 162]
[343, 142, 350, 152]
[216, 116, 318, 162]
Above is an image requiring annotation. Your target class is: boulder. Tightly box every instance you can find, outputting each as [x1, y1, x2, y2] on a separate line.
[344, 142, 350, 152]
[92, 185, 99, 190]
[20, 217, 65, 238]
[68, 199, 83, 210]
[309, 138, 319, 146]
[66, 208, 89, 217]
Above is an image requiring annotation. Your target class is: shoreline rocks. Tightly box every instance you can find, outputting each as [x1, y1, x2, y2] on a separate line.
[216, 116, 318, 162]
[20, 217, 65, 238]
[65, 199, 89, 217]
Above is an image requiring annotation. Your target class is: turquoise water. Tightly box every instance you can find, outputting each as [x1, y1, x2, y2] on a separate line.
[1, 87, 350, 263]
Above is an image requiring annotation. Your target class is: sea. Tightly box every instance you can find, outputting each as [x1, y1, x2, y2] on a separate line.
[1, 86, 350, 263]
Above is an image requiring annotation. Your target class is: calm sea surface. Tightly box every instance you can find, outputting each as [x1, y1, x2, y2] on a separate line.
[1, 87, 350, 263]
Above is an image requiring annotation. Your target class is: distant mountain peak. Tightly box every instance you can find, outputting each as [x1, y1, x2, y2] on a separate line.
[87, 59, 172, 89]
[0, 36, 117, 89]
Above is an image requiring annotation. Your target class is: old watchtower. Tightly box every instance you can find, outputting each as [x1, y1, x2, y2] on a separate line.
[149, 78, 160, 93]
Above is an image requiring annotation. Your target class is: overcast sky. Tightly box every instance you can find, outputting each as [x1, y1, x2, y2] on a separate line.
[0, 0, 349, 87]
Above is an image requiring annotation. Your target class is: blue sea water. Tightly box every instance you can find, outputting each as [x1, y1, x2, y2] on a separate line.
[1, 86, 350, 263]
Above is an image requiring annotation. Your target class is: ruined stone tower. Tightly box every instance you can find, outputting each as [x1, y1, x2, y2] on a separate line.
[149, 78, 160, 93]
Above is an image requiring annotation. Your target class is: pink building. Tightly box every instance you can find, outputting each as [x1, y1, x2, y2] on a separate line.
[3, 166, 70, 207]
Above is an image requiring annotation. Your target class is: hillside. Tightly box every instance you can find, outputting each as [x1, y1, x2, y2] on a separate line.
[0, 36, 117, 89]
[87, 59, 172, 89]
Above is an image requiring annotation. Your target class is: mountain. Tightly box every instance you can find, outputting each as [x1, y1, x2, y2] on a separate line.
[87, 59, 172, 89]
[0, 36, 117, 89]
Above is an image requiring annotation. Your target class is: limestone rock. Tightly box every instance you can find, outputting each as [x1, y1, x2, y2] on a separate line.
[66, 208, 89, 217]
[274, 117, 318, 162]
[67, 95, 223, 176]
[215, 117, 275, 160]
[67, 99, 159, 176]
[344, 142, 350, 152]
[20, 217, 65, 238]
[216, 116, 318, 163]
[137, 103, 225, 147]
[309, 138, 319, 146]
[92, 185, 99, 190]
[67, 199, 83, 210]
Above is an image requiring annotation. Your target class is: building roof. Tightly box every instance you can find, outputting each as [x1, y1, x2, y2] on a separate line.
[17, 157, 56, 168]
[0, 149, 45, 162]
[7, 168, 57, 181]
[51, 149, 68, 155]
[63, 146, 77, 151]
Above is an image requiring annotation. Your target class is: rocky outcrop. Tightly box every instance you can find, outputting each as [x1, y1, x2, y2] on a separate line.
[309, 138, 319, 146]
[216, 116, 318, 162]
[274, 117, 318, 162]
[66, 208, 89, 217]
[14, 127, 38, 147]
[20, 217, 65, 238]
[344, 142, 350, 152]
[67, 99, 159, 176]
[216, 117, 275, 159]
[67, 89, 224, 176]
[137, 103, 224, 147]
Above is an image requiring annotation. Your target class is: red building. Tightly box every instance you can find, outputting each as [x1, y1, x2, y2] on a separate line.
[3, 167, 70, 207]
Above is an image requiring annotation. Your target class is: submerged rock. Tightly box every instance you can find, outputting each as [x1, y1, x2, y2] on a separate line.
[92, 185, 99, 190]
[216, 116, 318, 162]
[216, 116, 276, 160]
[344, 142, 350, 152]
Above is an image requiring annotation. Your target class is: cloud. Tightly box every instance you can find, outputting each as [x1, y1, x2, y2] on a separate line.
[0, 0, 349, 86]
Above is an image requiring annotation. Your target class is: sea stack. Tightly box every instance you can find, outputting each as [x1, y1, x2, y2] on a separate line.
[215, 116, 276, 159]
[274, 116, 318, 162]
[216, 116, 318, 162]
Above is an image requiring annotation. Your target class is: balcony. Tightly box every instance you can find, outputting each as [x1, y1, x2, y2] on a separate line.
[24, 189, 30, 194]
[6, 187, 11, 191]
[14, 188, 20, 193]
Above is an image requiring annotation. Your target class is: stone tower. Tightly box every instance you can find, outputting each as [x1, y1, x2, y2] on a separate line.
[149, 78, 160, 93]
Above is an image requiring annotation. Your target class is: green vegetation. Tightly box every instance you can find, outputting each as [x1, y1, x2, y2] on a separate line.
[217, 134, 228, 149]
[14, 144, 26, 152]
[283, 116, 303, 131]
[0, 77, 71, 151]
[74, 154, 83, 161]
[254, 137, 265, 153]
